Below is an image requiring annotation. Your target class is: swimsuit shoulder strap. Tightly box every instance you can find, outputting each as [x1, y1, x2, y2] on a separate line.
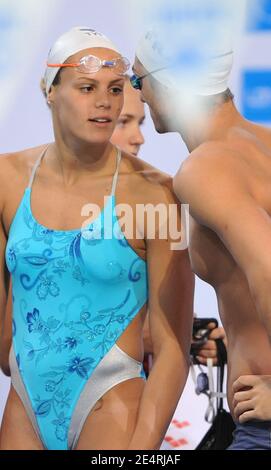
[110, 147, 122, 196]
[27, 145, 50, 189]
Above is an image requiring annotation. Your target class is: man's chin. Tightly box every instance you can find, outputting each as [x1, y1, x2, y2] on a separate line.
[153, 120, 168, 134]
[151, 112, 169, 134]
[155, 126, 167, 134]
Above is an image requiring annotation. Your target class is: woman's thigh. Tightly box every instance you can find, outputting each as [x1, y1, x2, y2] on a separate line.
[75, 377, 145, 450]
[0, 386, 44, 450]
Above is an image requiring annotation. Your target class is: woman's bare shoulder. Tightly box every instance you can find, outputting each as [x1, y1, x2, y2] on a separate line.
[0, 144, 49, 177]
[0, 144, 49, 202]
[121, 152, 176, 204]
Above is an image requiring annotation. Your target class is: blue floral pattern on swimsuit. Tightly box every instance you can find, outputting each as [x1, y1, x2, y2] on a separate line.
[6, 185, 148, 450]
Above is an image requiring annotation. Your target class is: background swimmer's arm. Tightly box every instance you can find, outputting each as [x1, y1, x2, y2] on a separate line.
[0, 285, 12, 376]
[173, 144, 271, 338]
[127, 184, 194, 450]
[0, 202, 10, 376]
[193, 324, 227, 366]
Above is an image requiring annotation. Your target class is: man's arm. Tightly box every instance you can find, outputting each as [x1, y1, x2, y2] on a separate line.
[173, 144, 271, 337]
[128, 186, 194, 450]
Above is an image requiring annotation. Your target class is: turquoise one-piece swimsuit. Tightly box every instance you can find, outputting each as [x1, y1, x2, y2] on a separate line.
[6, 146, 148, 450]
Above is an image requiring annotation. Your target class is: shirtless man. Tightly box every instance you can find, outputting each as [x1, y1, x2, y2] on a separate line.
[111, 76, 226, 369]
[131, 28, 271, 449]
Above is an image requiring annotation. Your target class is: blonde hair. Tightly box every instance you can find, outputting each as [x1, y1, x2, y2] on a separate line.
[40, 77, 47, 98]
[40, 77, 51, 108]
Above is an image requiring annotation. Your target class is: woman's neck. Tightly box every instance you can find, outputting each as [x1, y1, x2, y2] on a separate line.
[47, 138, 117, 186]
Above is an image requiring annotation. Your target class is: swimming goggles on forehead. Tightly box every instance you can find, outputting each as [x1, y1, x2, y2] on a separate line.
[47, 54, 130, 76]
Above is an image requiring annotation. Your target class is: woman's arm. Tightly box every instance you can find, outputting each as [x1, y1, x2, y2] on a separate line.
[128, 188, 194, 450]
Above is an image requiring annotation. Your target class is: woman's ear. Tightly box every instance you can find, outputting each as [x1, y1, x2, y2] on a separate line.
[40, 78, 52, 106]
[47, 84, 57, 106]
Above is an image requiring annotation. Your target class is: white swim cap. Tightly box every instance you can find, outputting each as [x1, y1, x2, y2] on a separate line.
[136, 27, 234, 96]
[44, 26, 120, 94]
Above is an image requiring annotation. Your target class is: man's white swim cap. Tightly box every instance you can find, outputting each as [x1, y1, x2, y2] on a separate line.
[44, 26, 120, 95]
[136, 27, 234, 96]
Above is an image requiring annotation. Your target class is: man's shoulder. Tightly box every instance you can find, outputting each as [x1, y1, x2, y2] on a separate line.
[173, 140, 250, 206]
[183, 127, 269, 173]
[176, 140, 246, 183]
[186, 141, 239, 170]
